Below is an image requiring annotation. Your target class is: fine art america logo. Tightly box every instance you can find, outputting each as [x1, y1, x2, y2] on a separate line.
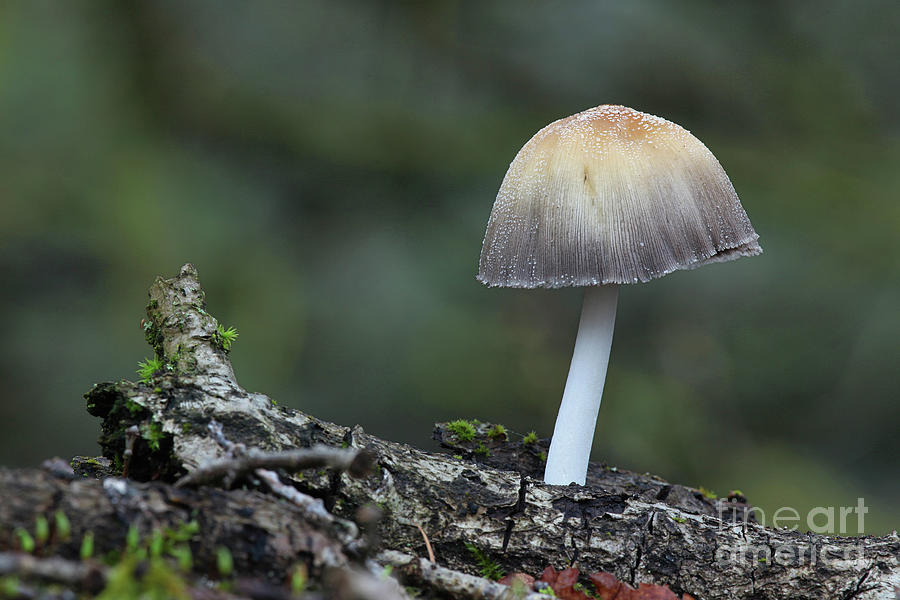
[714, 498, 870, 567]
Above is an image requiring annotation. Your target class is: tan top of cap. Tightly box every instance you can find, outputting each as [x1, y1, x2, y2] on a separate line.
[477, 105, 762, 288]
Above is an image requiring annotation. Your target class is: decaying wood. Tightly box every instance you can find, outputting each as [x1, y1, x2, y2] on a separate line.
[1, 264, 897, 599]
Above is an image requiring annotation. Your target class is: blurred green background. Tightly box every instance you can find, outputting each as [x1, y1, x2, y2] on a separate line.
[1, 2, 897, 534]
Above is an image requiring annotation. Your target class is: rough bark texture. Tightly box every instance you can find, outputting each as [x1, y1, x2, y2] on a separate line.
[1, 264, 897, 599]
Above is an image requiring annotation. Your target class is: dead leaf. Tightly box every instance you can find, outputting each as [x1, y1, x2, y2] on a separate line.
[537, 566, 592, 600]
[589, 571, 695, 600]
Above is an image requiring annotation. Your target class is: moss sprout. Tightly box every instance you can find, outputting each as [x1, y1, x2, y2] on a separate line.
[140, 422, 165, 452]
[464, 542, 504, 581]
[522, 431, 538, 444]
[14, 528, 34, 553]
[216, 547, 234, 577]
[137, 358, 163, 383]
[54, 510, 71, 541]
[125, 526, 140, 553]
[447, 419, 476, 442]
[291, 564, 308, 594]
[213, 325, 239, 352]
[0, 577, 20, 597]
[699, 486, 718, 500]
[487, 424, 508, 440]
[34, 515, 49, 545]
[80, 531, 95, 560]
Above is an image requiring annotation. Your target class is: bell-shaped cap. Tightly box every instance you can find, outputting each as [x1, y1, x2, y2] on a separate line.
[477, 105, 761, 288]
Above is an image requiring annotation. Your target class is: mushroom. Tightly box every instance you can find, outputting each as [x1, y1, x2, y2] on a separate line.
[477, 105, 761, 485]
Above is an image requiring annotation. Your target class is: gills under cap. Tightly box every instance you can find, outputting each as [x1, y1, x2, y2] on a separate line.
[478, 104, 762, 288]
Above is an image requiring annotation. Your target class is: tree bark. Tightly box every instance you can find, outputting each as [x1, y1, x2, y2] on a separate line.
[1, 264, 896, 599]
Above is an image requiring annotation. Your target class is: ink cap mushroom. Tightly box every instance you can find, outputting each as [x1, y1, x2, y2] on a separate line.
[478, 104, 761, 485]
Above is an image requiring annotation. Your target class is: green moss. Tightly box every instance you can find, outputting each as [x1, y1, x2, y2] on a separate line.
[97, 553, 190, 600]
[474, 443, 490, 458]
[573, 582, 599, 598]
[447, 419, 476, 442]
[167, 521, 200, 543]
[34, 515, 49, 544]
[464, 542, 504, 581]
[93, 521, 200, 599]
[140, 422, 165, 452]
[290, 564, 308, 594]
[213, 325, 239, 352]
[0, 577, 20, 597]
[142, 318, 163, 357]
[487, 424, 507, 440]
[699, 486, 718, 500]
[216, 547, 234, 577]
[14, 528, 34, 553]
[54, 510, 71, 541]
[137, 358, 163, 383]
[169, 546, 193, 572]
[671, 515, 687, 524]
[80, 531, 95, 560]
[522, 431, 538, 444]
[538, 451, 547, 462]
[126, 525, 140, 552]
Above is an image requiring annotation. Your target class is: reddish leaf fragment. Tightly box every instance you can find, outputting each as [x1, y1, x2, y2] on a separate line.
[537, 565, 592, 600]
[590, 572, 625, 599]
[498, 572, 535, 587]
[556, 567, 580, 589]
[589, 571, 695, 600]
[539, 565, 559, 584]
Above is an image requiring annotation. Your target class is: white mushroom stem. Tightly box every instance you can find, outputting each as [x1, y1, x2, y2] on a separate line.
[544, 284, 619, 485]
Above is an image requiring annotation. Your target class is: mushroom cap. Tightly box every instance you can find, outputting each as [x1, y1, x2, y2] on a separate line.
[477, 105, 762, 288]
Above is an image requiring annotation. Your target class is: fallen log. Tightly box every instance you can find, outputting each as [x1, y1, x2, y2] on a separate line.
[0, 264, 895, 599]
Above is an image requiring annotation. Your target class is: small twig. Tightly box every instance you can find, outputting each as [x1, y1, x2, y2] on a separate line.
[415, 524, 436, 564]
[207, 420, 237, 453]
[0, 553, 106, 592]
[176, 420, 371, 553]
[379, 550, 546, 600]
[175, 421, 373, 488]
[122, 425, 139, 478]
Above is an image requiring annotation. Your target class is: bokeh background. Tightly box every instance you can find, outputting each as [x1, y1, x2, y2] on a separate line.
[1, 2, 897, 534]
